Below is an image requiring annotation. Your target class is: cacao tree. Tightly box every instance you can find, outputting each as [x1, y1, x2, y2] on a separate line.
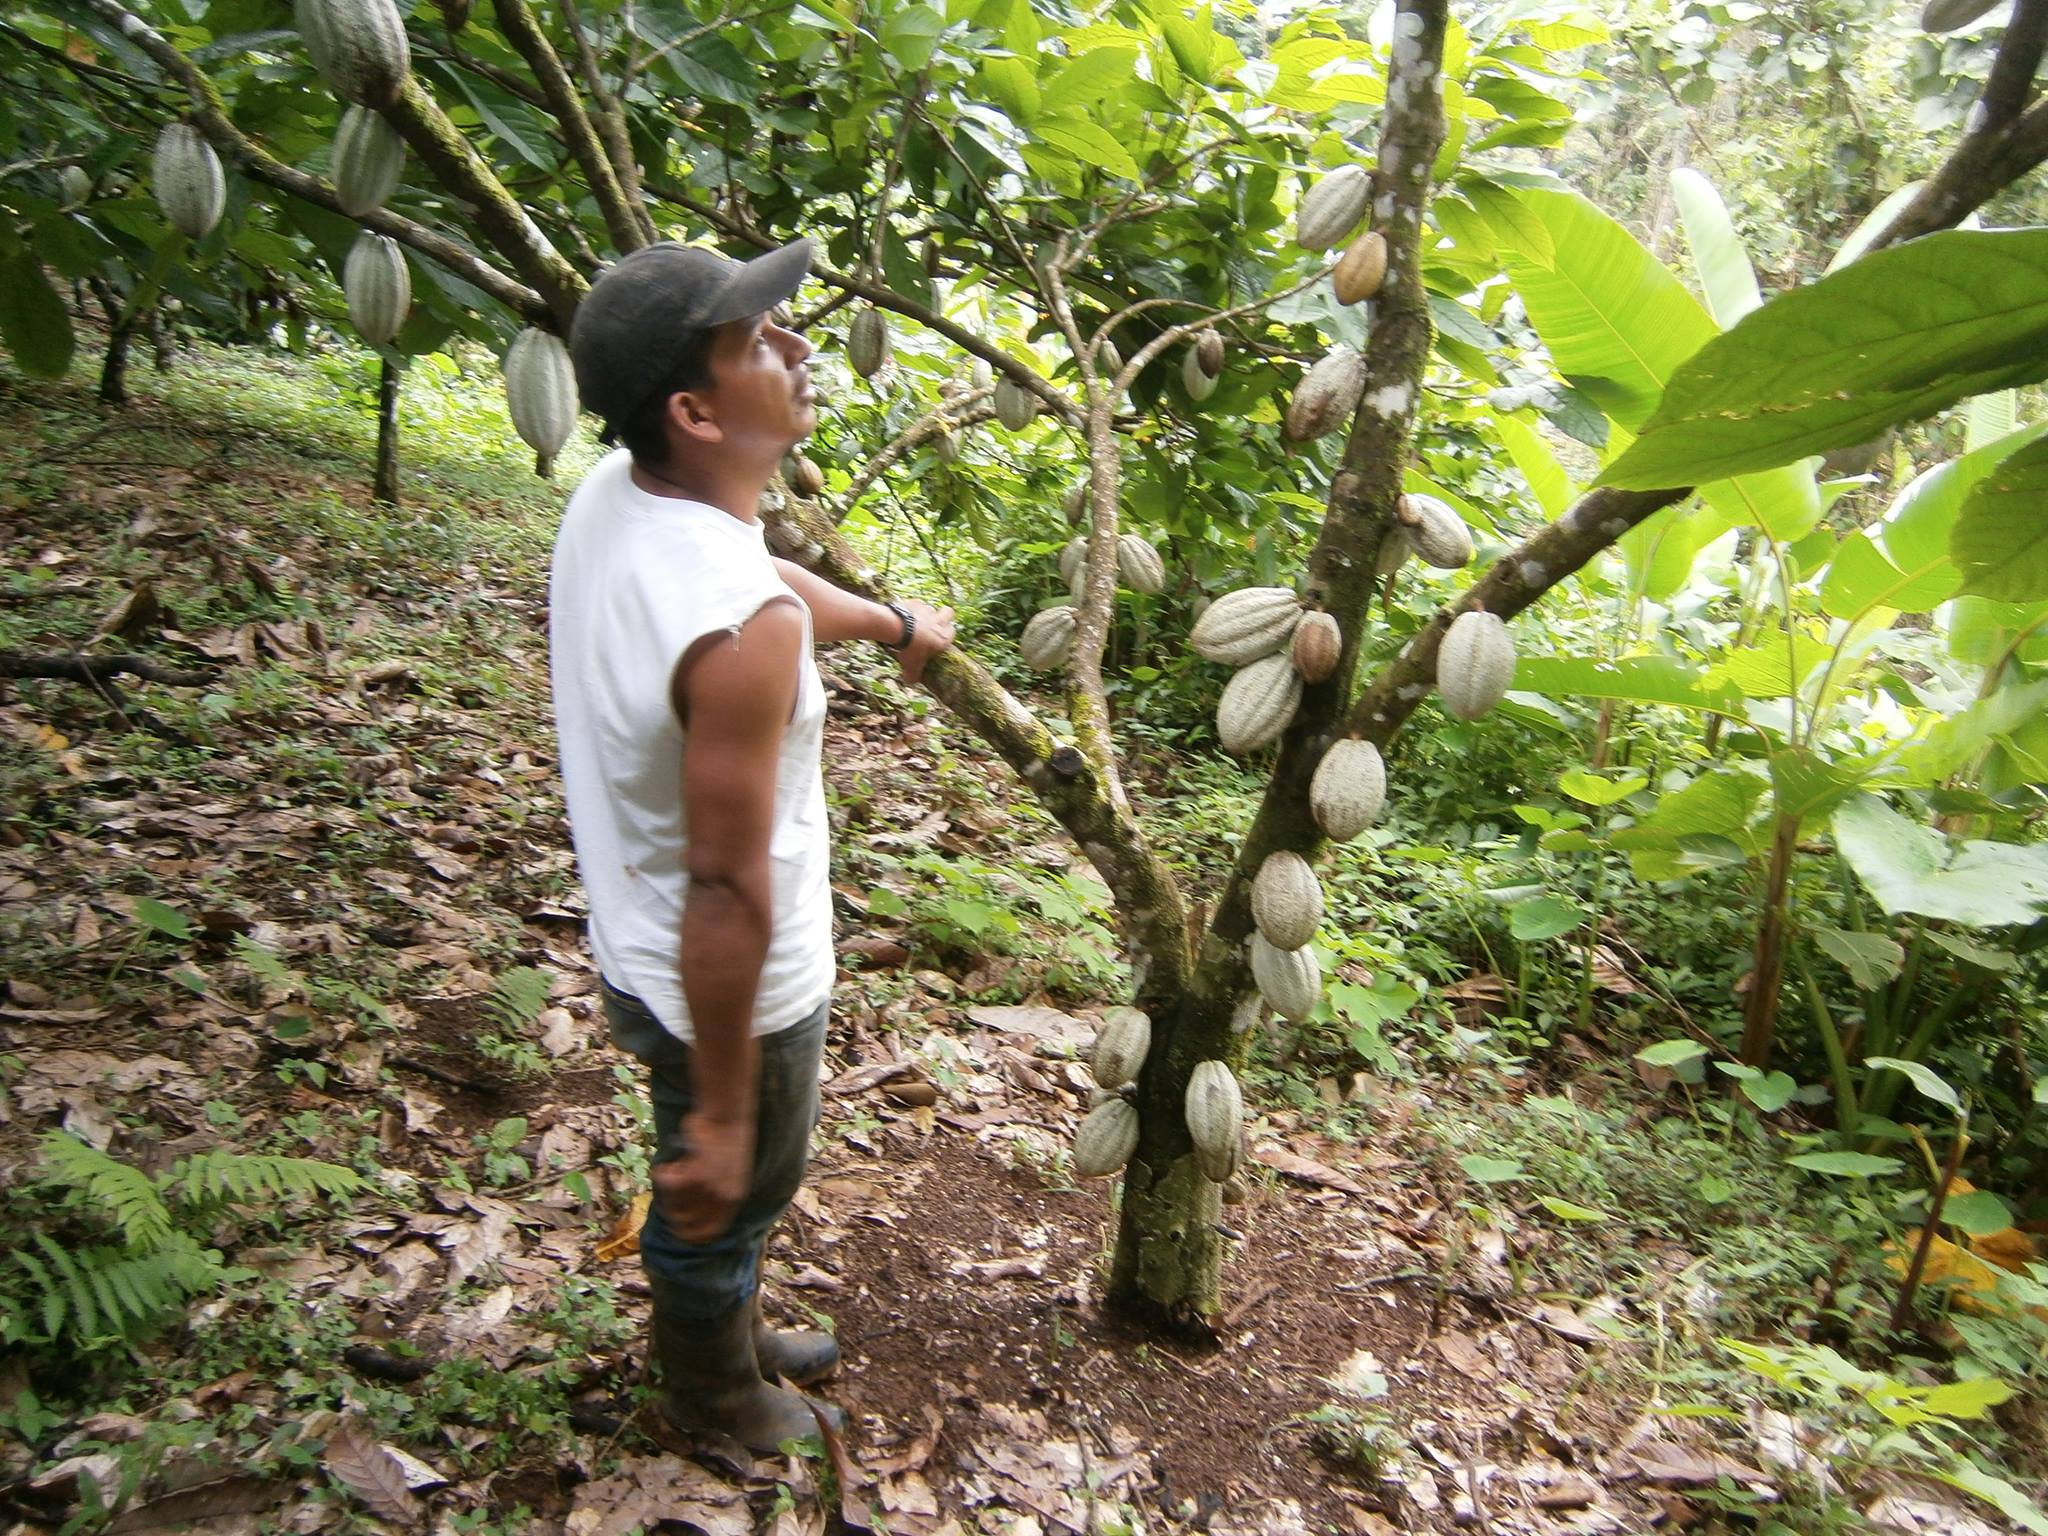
[5, 0, 2047, 1332]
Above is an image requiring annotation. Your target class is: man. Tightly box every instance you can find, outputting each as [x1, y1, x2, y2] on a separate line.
[551, 237, 954, 1450]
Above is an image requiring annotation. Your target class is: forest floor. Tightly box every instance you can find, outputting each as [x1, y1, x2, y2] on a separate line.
[1, 344, 2038, 1536]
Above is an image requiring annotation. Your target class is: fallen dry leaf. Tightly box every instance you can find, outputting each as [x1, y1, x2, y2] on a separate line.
[323, 1419, 420, 1523]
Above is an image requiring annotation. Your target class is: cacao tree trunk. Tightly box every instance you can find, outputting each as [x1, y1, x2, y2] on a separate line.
[373, 358, 402, 506]
[99, 325, 133, 405]
[149, 307, 175, 372]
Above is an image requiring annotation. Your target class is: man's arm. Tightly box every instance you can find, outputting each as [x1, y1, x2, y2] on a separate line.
[771, 557, 957, 683]
[657, 597, 805, 1243]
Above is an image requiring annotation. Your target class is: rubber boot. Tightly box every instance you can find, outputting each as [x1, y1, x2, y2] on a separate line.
[754, 1290, 839, 1386]
[650, 1278, 842, 1452]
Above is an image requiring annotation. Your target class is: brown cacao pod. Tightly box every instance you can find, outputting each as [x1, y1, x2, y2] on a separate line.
[1195, 331, 1225, 377]
[1290, 611, 1341, 684]
[1333, 230, 1389, 305]
[1284, 347, 1366, 442]
[791, 453, 826, 497]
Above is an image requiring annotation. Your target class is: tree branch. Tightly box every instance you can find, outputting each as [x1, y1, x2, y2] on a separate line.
[491, 0, 648, 254]
[0, 650, 215, 687]
[827, 396, 995, 525]
[67, 0, 550, 321]
[554, 0, 654, 240]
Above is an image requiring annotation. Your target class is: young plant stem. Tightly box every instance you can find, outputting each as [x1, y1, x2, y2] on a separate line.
[1887, 1119, 1969, 1335]
[1739, 814, 1800, 1067]
[1795, 954, 1859, 1136]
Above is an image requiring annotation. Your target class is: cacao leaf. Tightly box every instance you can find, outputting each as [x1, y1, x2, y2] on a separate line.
[1670, 167, 1762, 327]
[0, 248, 76, 379]
[1834, 796, 2048, 928]
[1601, 230, 2048, 489]
[1952, 436, 2048, 603]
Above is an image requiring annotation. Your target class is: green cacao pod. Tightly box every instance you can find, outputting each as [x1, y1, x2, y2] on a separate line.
[1284, 346, 1366, 442]
[1310, 738, 1385, 842]
[1184, 1060, 1243, 1182]
[1921, 0, 1999, 28]
[1190, 587, 1301, 666]
[1074, 1096, 1139, 1178]
[1400, 493, 1473, 569]
[503, 328, 578, 468]
[1195, 331, 1225, 377]
[59, 166, 91, 208]
[296, 0, 411, 109]
[333, 105, 404, 217]
[1296, 164, 1371, 252]
[1181, 346, 1218, 402]
[1290, 611, 1341, 685]
[1092, 1006, 1151, 1091]
[994, 376, 1037, 431]
[1333, 230, 1389, 305]
[848, 307, 889, 378]
[1438, 609, 1515, 721]
[1252, 851, 1323, 951]
[1217, 653, 1301, 756]
[153, 124, 224, 240]
[1020, 604, 1077, 670]
[344, 230, 409, 346]
[1375, 526, 1413, 579]
[1249, 931, 1321, 1022]
[790, 453, 825, 497]
[1116, 534, 1165, 595]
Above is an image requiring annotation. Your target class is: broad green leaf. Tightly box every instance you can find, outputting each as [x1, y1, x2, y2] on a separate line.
[1538, 1196, 1607, 1221]
[1953, 436, 2048, 603]
[1042, 45, 1136, 111]
[1157, 7, 1216, 84]
[0, 249, 76, 380]
[1900, 679, 2048, 780]
[131, 897, 194, 941]
[1636, 1039, 1709, 1068]
[1824, 182, 1923, 273]
[1789, 1150, 1902, 1176]
[1670, 167, 1761, 327]
[1557, 768, 1646, 806]
[1459, 1154, 1526, 1184]
[1864, 1056, 1961, 1113]
[1965, 390, 2016, 450]
[1032, 114, 1141, 181]
[1495, 414, 1571, 517]
[1463, 179, 1556, 270]
[1508, 896, 1589, 940]
[1637, 771, 1764, 838]
[1706, 628, 1832, 699]
[880, 3, 946, 68]
[1938, 1460, 2048, 1534]
[1810, 926, 1904, 989]
[1601, 230, 2048, 489]
[978, 56, 1040, 119]
[1512, 654, 1743, 713]
[1943, 1190, 2014, 1238]
[1924, 930, 2017, 971]
[1771, 749, 1875, 824]
[1834, 796, 2048, 927]
[1738, 1071, 1797, 1113]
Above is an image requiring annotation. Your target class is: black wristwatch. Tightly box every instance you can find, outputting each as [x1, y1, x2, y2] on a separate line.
[884, 601, 916, 652]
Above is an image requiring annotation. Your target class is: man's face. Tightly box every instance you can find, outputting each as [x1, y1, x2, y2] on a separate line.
[690, 312, 816, 455]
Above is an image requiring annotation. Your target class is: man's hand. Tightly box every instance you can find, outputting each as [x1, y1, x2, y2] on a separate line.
[652, 1112, 755, 1242]
[895, 598, 956, 685]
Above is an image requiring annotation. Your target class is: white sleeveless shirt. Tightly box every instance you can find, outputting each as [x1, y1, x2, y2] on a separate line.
[549, 450, 834, 1040]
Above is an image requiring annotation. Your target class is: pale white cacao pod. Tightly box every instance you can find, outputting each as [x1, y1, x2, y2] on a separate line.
[1400, 493, 1474, 569]
[1116, 534, 1165, 595]
[344, 230, 409, 346]
[1064, 480, 1088, 526]
[1182, 346, 1218, 402]
[1217, 653, 1302, 755]
[1250, 932, 1321, 1021]
[1074, 1097, 1139, 1178]
[1310, 738, 1385, 842]
[1438, 609, 1516, 721]
[1185, 1060, 1244, 1183]
[994, 376, 1037, 430]
[1059, 537, 1089, 590]
[59, 166, 91, 207]
[1020, 604, 1078, 670]
[1092, 1007, 1151, 1091]
[1252, 851, 1323, 951]
[503, 327, 578, 466]
[1284, 346, 1366, 442]
[153, 124, 225, 240]
[333, 105, 405, 217]
[296, 0, 411, 108]
[1189, 587, 1300, 666]
[1296, 164, 1371, 251]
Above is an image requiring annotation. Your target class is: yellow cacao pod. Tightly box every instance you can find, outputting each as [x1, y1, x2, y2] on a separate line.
[1092, 1006, 1151, 1090]
[1252, 851, 1323, 951]
[1184, 1060, 1243, 1183]
[1074, 1097, 1139, 1178]
[1290, 611, 1341, 684]
[1333, 230, 1389, 305]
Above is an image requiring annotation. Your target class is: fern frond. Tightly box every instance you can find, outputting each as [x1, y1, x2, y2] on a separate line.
[11, 1232, 221, 1344]
[483, 966, 551, 1038]
[38, 1133, 175, 1249]
[166, 1150, 364, 1212]
[232, 933, 302, 995]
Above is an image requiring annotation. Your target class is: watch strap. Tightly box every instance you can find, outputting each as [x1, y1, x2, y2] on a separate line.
[884, 601, 916, 652]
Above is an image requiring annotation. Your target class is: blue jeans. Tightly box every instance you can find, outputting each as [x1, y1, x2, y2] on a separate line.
[601, 980, 828, 1321]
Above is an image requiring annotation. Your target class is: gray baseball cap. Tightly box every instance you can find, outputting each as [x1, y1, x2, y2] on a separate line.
[570, 237, 814, 433]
